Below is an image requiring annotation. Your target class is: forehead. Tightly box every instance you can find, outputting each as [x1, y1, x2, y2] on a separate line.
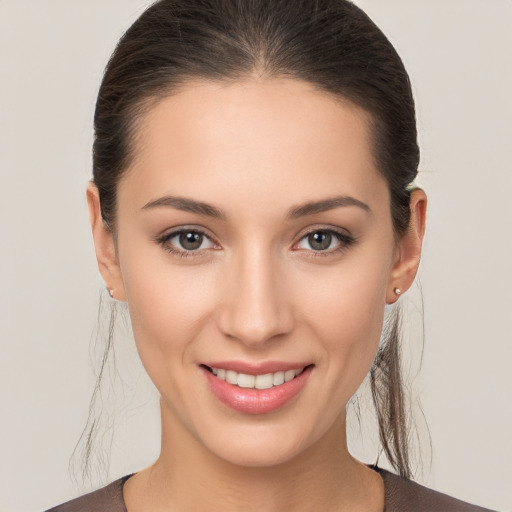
[120, 78, 388, 214]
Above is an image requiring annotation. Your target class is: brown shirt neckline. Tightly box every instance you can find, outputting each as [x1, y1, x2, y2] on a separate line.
[45, 466, 497, 512]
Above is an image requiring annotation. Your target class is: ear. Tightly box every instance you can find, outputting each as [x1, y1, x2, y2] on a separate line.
[86, 182, 126, 301]
[386, 188, 427, 304]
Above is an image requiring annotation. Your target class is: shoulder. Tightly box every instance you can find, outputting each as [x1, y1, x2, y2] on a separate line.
[376, 467, 497, 512]
[44, 476, 131, 512]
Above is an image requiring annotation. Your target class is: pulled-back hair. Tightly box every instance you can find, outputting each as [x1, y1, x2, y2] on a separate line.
[86, 0, 420, 480]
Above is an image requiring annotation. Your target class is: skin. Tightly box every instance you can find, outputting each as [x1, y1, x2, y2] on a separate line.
[88, 78, 426, 511]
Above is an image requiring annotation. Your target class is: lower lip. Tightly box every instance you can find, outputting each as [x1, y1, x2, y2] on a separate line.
[202, 365, 313, 414]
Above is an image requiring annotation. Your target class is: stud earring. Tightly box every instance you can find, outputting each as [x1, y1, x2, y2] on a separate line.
[394, 287, 402, 296]
[107, 288, 114, 299]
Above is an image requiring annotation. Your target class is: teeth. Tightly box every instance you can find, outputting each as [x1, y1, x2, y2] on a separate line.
[284, 369, 296, 382]
[255, 373, 273, 390]
[272, 371, 285, 386]
[226, 370, 237, 385]
[237, 373, 255, 388]
[210, 366, 305, 389]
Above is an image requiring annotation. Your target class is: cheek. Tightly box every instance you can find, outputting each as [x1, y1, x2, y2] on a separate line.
[296, 253, 391, 398]
[118, 242, 219, 377]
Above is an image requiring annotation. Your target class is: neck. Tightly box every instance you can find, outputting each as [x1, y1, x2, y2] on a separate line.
[124, 402, 384, 512]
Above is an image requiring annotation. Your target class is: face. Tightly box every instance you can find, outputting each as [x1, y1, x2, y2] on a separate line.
[92, 79, 414, 467]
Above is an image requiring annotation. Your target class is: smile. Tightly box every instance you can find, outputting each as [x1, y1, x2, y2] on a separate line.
[201, 363, 314, 414]
[207, 366, 305, 389]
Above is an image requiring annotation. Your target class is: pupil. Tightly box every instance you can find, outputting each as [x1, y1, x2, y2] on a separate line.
[309, 232, 331, 250]
[180, 232, 202, 250]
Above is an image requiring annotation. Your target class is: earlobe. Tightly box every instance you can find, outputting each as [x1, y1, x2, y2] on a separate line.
[86, 182, 126, 301]
[387, 189, 427, 304]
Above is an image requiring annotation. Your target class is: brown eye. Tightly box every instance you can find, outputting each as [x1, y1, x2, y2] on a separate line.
[295, 229, 354, 254]
[307, 231, 333, 251]
[160, 229, 216, 254]
[179, 231, 204, 250]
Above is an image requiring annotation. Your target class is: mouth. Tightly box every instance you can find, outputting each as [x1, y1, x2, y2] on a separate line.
[200, 363, 314, 414]
[202, 365, 308, 390]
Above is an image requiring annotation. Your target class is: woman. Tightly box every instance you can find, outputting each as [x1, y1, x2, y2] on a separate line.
[43, 0, 498, 510]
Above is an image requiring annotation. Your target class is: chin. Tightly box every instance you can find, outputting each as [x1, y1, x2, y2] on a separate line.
[204, 432, 309, 468]
[192, 410, 337, 469]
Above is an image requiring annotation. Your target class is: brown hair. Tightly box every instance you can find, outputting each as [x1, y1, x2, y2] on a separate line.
[83, 0, 420, 480]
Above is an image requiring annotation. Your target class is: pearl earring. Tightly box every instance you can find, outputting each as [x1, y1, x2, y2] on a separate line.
[394, 288, 402, 296]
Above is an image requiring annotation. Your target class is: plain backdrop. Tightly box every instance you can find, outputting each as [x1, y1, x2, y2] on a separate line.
[0, 1, 511, 511]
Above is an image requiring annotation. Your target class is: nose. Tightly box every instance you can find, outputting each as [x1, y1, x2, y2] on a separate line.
[217, 246, 294, 348]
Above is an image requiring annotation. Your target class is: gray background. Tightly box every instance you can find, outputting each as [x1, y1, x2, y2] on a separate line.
[0, 1, 511, 510]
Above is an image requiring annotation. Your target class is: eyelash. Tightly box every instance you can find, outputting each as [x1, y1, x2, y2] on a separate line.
[156, 227, 355, 259]
[156, 228, 219, 259]
[294, 229, 355, 258]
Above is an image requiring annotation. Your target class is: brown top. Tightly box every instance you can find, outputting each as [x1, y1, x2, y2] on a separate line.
[45, 467, 497, 512]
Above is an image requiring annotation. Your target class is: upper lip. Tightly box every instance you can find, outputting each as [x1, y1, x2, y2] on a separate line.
[202, 361, 312, 375]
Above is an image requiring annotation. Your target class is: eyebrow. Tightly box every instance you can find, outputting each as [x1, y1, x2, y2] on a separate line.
[141, 194, 370, 219]
[142, 195, 227, 219]
[287, 196, 371, 218]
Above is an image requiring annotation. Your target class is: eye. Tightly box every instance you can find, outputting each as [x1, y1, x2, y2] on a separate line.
[158, 229, 217, 255]
[295, 229, 354, 253]
[173, 231, 211, 251]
